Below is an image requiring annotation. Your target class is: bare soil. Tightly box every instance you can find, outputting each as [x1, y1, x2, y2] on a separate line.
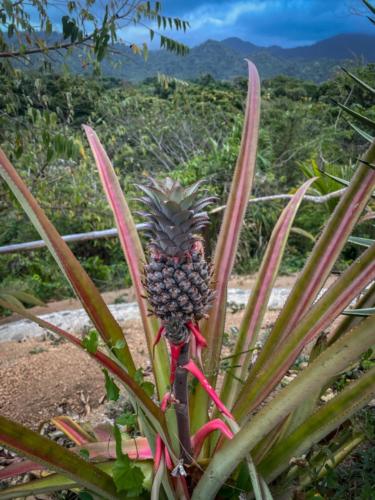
[0, 274, 332, 430]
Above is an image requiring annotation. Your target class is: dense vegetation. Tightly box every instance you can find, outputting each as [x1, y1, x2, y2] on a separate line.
[1, 64, 374, 301]
[17, 34, 375, 83]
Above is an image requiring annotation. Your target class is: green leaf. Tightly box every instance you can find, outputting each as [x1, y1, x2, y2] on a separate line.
[334, 100, 375, 131]
[259, 366, 375, 482]
[112, 454, 145, 496]
[0, 416, 118, 500]
[79, 449, 90, 460]
[114, 339, 126, 350]
[349, 121, 374, 143]
[342, 307, 375, 316]
[192, 316, 375, 499]
[103, 368, 120, 401]
[45, 18, 52, 35]
[233, 242, 375, 422]
[220, 178, 316, 410]
[141, 381, 155, 397]
[190, 60, 261, 432]
[239, 139, 375, 411]
[348, 236, 374, 248]
[116, 412, 137, 427]
[78, 492, 94, 500]
[363, 0, 375, 16]
[83, 126, 169, 397]
[112, 425, 145, 496]
[341, 67, 375, 95]
[82, 330, 99, 354]
[0, 148, 135, 374]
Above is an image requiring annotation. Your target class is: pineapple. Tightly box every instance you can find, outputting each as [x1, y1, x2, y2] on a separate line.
[137, 177, 216, 345]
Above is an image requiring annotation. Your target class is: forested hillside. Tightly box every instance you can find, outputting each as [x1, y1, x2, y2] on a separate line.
[1, 64, 374, 300]
[12, 33, 375, 83]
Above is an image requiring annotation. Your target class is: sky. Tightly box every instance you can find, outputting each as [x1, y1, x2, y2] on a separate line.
[124, 0, 374, 48]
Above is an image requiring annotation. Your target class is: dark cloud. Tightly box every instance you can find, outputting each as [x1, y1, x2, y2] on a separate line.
[162, 0, 373, 47]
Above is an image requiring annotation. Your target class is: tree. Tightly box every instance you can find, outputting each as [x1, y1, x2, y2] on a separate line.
[0, 1, 189, 68]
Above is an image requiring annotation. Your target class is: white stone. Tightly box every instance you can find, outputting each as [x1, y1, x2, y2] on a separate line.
[0, 287, 312, 343]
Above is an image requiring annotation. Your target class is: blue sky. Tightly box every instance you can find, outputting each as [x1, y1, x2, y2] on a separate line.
[127, 0, 374, 48]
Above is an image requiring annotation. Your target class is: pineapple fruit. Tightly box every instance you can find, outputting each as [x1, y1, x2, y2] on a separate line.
[137, 177, 216, 346]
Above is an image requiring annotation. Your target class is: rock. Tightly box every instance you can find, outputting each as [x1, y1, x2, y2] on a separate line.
[1, 287, 330, 343]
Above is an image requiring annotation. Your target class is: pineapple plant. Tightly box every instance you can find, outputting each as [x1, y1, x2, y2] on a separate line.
[0, 56, 375, 499]
[137, 177, 218, 466]
[138, 178, 216, 343]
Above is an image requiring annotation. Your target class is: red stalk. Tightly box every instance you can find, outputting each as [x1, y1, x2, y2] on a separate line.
[186, 321, 208, 348]
[183, 360, 234, 420]
[192, 420, 234, 457]
[170, 342, 185, 384]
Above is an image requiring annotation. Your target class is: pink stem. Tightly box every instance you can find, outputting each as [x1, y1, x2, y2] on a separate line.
[154, 435, 163, 472]
[153, 326, 165, 355]
[192, 419, 234, 457]
[187, 321, 207, 348]
[164, 445, 173, 470]
[182, 360, 235, 420]
[160, 392, 170, 412]
[170, 342, 184, 384]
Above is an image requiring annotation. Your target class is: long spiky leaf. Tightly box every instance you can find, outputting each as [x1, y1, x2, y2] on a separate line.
[0, 416, 118, 500]
[220, 178, 317, 410]
[83, 126, 170, 397]
[0, 148, 136, 374]
[190, 60, 260, 432]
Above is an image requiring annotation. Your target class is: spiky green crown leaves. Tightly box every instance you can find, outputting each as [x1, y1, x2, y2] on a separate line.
[136, 177, 216, 257]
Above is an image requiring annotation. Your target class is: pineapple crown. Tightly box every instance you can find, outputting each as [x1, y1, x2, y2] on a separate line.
[136, 177, 216, 257]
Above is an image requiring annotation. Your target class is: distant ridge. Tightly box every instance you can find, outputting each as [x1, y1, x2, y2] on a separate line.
[221, 34, 375, 62]
[21, 32, 375, 82]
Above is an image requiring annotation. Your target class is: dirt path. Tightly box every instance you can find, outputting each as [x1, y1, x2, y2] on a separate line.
[0, 274, 334, 429]
[0, 274, 300, 326]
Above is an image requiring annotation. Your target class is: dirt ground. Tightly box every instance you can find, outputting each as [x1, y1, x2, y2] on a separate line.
[0, 274, 327, 430]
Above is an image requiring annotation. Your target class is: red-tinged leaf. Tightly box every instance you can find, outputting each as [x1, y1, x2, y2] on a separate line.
[187, 321, 207, 347]
[0, 148, 135, 374]
[151, 455, 165, 500]
[193, 316, 375, 499]
[233, 242, 375, 421]
[51, 416, 95, 446]
[0, 461, 153, 499]
[191, 60, 260, 431]
[170, 342, 184, 383]
[0, 299, 167, 438]
[153, 326, 165, 353]
[0, 459, 42, 480]
[192, 419, 234, 457]
[93, 423, 114, 442]
[0, 415, 118, 500]
[220, 178, 317, 409]
[250, 140, 375, 380]
[164, 444, 173, 470]
[329, 281, 375, 345]
[154, 435, 163, 472]
[76, 437, 153, 461]
[160, 392, 171, 412]
[183, 360, 234, 420]
[83, 126, 170, 397]
[259, 366, 375, 482]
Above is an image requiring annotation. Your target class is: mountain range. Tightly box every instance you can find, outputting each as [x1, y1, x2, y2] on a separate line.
[24, 33, 375, 82]
[98, 33, 375, 83]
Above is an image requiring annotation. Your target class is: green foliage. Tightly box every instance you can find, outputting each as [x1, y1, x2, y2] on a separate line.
[1, 57, 375, 500]
[82, 330, 99, 354]
[112, 425, 145, 497]
[103, 368, 120, 402]
[306, 441, 375, 499]
[0, 0, 189, 69]
[1, 65, 374, 302]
